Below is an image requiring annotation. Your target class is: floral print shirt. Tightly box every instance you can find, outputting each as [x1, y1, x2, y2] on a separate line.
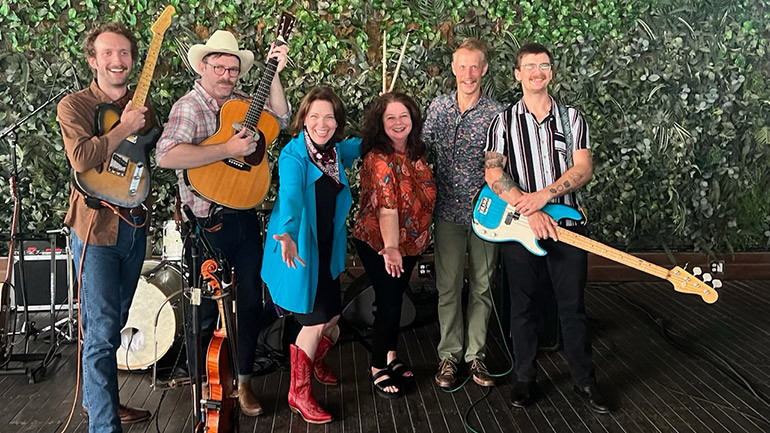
[423, 92, 504, 225]
[353, 150, 436, 256]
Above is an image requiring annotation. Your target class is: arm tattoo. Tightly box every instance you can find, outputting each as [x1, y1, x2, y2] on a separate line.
[550, 188, 557, 194]
[484, 151, 505, 169]
[491, 173, 517, 195]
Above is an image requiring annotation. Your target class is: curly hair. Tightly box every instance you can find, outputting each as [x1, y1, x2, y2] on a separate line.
[290, 86, 347, 144]
[83, 22, 139, 61]
[360, 92, 425, 161]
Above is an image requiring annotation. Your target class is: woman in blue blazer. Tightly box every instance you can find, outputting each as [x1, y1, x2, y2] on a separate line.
[261, 86, 360, 424]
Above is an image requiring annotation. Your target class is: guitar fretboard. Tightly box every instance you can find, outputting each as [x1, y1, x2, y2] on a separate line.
[556, 227, 670, 280]
[131, 31, 164, 110]
[243, 47, 281, 130]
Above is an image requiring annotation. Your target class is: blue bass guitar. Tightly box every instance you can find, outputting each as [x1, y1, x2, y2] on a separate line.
[472, 185, 719, 304]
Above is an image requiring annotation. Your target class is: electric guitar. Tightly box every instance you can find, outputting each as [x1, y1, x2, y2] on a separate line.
[183, 12, 296, 209]
[472, 185, 720, 304]
[73, 5, 175, 208]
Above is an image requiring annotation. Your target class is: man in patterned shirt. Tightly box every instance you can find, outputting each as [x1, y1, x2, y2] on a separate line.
[484, 43, 610, 413]
[156, 30, 290, 416]
[424, 38, 504, 388]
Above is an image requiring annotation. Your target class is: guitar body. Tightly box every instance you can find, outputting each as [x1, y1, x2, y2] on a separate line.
[73, 103, 159, 208]
[184, 99, 279, 209]
[205, 329, 238, 433]
[472, 185, 583, 255]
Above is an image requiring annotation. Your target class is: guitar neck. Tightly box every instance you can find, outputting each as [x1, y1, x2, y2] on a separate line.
[243, 55, 280, 129]
[556, 227, 670, 280]
[130, 32, 164, 110]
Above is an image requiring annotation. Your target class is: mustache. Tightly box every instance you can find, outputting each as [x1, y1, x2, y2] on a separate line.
[217, 79, 234, 86]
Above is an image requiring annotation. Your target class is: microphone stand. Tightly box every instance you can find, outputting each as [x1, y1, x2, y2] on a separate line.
[0, 84, 74, 383]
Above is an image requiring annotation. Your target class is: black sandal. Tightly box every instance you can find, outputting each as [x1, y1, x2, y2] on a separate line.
[369, 369, 401, 399]
[387, 358, 415, 384]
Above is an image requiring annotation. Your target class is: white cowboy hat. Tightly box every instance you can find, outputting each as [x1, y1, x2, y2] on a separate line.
[187, 30, 254, 78]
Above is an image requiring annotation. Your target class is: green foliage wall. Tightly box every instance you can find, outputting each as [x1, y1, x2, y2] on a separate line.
[1, 0, 769, 254]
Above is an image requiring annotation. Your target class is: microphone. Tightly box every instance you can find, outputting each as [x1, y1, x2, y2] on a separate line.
[69, 64, 81, 91]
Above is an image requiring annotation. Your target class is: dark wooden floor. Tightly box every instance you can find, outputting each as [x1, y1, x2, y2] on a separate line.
[3, 279, 770, 433]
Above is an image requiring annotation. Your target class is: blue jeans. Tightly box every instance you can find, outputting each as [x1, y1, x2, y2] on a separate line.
[72, 217, 146, 433]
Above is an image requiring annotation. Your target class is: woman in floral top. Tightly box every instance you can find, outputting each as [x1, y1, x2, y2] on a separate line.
[353, 92, 436, 398]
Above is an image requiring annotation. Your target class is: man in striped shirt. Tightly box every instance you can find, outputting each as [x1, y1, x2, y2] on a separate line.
[483, 43, 610, 413]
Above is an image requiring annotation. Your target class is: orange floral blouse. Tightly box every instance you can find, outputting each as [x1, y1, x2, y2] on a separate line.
[353, 150, 437, 256]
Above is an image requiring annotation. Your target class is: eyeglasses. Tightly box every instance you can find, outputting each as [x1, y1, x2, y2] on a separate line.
[521, 63, 552, 71]
[204, 62, 241, 77]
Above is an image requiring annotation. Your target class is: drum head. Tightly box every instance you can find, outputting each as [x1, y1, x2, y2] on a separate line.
[117, 264, 183, 370]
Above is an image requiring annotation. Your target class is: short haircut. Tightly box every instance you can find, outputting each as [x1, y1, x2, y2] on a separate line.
[290, 86, 347, 144]
[515, 42, 553, 69]
[360, 92, 425, 161]
[453, 38, 488, 65]
[83, 22, 139, 61]
[201, 52, 241, 68]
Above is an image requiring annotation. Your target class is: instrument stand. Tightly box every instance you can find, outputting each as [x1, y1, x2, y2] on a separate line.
[0, 88, 73, 383]
[181, 205, 215, 433]
[38, 228, 77, 344]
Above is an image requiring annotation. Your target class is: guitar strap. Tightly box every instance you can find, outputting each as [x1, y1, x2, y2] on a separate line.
[556, 103, 586, 219]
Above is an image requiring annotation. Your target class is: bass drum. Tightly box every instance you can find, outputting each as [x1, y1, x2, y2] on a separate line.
[341, 273, 416, 329]
[117, 260, 184, 370]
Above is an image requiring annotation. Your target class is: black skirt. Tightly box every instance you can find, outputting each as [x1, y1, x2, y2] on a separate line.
[294, 173, 342, 326]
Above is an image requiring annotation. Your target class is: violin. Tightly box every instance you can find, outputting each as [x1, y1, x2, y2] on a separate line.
[201, 258, 239, 432]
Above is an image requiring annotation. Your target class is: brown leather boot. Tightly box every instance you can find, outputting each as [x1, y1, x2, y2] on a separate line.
[288, 344, 332, 424]
[81, 404, 151, 424]
[313, 335, 338, 385]
[238, 381, 264, 416]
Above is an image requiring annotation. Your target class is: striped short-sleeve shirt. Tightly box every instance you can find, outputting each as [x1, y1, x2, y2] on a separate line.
[485, 97, 590, 212]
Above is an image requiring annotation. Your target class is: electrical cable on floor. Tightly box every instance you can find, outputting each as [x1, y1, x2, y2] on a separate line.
[439, 244, 515, 433]
[593, 285, 770, 428]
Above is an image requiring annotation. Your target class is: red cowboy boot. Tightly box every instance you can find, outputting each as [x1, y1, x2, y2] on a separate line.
[313, 335, 338, 385]
[288, 344, 332, 424]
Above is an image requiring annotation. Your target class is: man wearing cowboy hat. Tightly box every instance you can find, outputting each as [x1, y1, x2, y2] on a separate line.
[156, 29, 290, 416]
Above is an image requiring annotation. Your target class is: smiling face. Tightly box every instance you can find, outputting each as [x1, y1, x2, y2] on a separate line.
[304, 99, 337, 146]
[87, 31, 133, 91]
[382, 101, 412, 150]
[452, 48, 488, 98]
[515, 52, 552, 95]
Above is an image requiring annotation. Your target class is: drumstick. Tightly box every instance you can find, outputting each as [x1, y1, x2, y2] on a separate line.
[382, 30, 387, 94]
[389, 31, 411, 93]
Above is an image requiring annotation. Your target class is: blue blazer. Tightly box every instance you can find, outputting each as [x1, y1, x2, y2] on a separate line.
[261, 132, 361, 314]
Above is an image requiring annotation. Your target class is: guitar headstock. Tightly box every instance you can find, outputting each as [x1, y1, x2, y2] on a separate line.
[666, 266, 720, 304]
[150, 5, 176, 35]
[276, 12, 296, 42]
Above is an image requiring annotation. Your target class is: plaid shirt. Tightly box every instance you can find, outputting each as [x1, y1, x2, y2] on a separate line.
[423, 92, 504, 225]
[156, 80, 290, 218]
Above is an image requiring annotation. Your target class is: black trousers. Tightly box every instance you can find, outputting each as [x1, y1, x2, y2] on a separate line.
[353, 238, 418, 369]
[184, 211, 263, 381]
[501, 225, 594, 386]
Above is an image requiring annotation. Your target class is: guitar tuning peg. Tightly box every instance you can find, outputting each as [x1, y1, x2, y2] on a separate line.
[692, 266, 702, 276]
[712, 279, 722, 289]
[702, 273, 712, 282]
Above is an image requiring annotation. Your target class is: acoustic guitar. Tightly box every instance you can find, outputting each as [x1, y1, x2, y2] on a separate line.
[472, 185, 720, 304]
[183, 12, 296, 209]
[73, 5, 175, 208]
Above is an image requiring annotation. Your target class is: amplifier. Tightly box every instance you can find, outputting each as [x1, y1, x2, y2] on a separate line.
[11, 253, 72, 311]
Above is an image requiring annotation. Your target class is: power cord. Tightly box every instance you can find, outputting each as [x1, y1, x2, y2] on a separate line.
[593, 285, 770, 429]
